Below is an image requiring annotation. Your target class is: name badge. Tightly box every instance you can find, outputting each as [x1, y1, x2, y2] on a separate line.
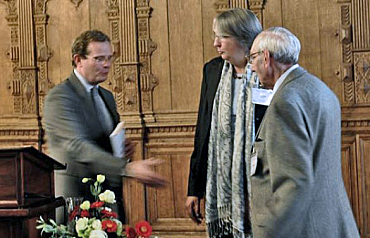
[250, 152, 258, 176]
[252, 88, 273, 106]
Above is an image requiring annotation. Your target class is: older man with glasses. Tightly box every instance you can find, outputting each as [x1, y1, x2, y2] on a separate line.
[248, 27, 359, 238]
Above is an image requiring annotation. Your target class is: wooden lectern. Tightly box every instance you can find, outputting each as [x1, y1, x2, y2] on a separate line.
[0, 146, 66, 238]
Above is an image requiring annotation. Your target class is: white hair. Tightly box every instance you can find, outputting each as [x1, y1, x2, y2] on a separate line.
[254, 27, 301, 64]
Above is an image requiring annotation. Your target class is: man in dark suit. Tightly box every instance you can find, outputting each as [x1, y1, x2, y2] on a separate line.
[249, 27, 359, 237]
[43, 30, 165, 220]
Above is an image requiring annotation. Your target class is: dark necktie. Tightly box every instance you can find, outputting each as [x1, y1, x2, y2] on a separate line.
[91, 86, 114, 135]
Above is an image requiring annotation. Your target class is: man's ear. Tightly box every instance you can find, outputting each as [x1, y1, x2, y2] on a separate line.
[263, 50, 271, 68]
[73, 54, 82, 67]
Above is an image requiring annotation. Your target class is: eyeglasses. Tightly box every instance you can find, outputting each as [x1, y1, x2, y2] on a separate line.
[246, 51, 263, 64]
[85, 55, 114, 64]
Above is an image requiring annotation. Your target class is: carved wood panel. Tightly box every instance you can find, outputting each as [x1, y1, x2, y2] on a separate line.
[356, 135, 370, 237]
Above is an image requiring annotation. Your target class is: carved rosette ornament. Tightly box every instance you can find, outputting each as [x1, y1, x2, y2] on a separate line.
[214, 0, 265, 25]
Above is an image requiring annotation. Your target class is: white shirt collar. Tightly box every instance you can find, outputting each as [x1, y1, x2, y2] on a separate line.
[74, 69, 98, 92]
[271, 64, 299, 97]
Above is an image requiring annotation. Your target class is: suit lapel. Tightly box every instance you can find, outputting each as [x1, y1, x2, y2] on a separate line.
[67, 72, 101, 127]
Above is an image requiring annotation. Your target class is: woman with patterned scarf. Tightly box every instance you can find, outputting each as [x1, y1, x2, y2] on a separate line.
[186, 8, 267, 238]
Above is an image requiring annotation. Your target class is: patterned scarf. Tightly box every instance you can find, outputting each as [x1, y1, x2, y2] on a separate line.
[206, 61, 256, 238]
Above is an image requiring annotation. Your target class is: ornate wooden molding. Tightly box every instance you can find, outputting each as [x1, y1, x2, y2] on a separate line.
[338, 3, 355, 104]
[342, 120, 370, 128]
[214, 0, 266, 25]
[352, 0, 370, 50]
[136, 0, 157, 119]
[107, 0, 141, 116]
[249, 0, 265, 24]
[70, 0, 83, 8]
[34, 0, 54, 115]
[214, 0, 228, 13]
[354, 52, 370, 103]
[339, 0, 370, 105]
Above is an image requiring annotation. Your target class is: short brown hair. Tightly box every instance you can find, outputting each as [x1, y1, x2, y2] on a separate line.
[71, 30, 111, 67]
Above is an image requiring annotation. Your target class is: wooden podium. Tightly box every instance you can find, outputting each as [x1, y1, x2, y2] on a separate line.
[0, 147, 66, 238]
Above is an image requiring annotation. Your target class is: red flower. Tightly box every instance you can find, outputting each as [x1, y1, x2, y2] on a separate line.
[101, 209, 118, 218]
[91, 201, 104, 208]
[68, 206, 80, 221]
[102, 220, 118, 233]
[126, 226, 137, 238]
[135, 221, 152, 238]
[80, 210, 90, 218]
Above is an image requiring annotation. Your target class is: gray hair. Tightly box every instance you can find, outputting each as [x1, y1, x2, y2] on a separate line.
[214, 8, 262, 54]
[253, 27, 301, 64]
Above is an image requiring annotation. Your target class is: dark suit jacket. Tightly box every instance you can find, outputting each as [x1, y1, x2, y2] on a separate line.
[187, 57, 267, 198]
[251, 67, 359, 238]
[43, 71, 127, 185]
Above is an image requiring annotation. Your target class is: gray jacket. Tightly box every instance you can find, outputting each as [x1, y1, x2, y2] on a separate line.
[250, 67, 359, 238]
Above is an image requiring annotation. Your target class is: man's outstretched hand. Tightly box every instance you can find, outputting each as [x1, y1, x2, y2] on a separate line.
[125, 158, 167, 188]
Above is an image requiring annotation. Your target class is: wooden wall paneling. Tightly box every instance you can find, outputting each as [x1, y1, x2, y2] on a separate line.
[137, 0, 158, 123]
[342, 135, 360, 227]
[316, 0, 342, 96]
[0, 3, 13, 115]
[46, 0, 90, 89]
[351, 0, 370, 106]
[351, 0, 370, 51]
[262, 0, 283, 28]
[167, 0, 204, 111]
[338, 1, 354, 104]
[150, 0, 172, 113]
[145, 130, 206, 237]
[285, 0, 322, 78]
[357, 135, 370, 238]
[123, 128, 146, 225]
[354, 52, 370, 104]
[89, 1, 110, 33]
[201, 0, 218, 64]
[107, 0, 142, 125]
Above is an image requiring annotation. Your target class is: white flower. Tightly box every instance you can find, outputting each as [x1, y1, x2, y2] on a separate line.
[92, 219, 102, 230]
[89, 230, 108, 238]
[82, 178, 89, 183]
[80, 200, 90, 210]
[97, 174, 105, 183]
[103, 207, 112, 212]
[75, 217, 89, 232]
[99, 190, 116, 204]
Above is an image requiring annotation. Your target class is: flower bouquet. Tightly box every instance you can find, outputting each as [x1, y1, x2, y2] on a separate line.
[37, 174, 154, 238]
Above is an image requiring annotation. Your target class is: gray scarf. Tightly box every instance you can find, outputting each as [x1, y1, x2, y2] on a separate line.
[206, 61, 256, 238]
